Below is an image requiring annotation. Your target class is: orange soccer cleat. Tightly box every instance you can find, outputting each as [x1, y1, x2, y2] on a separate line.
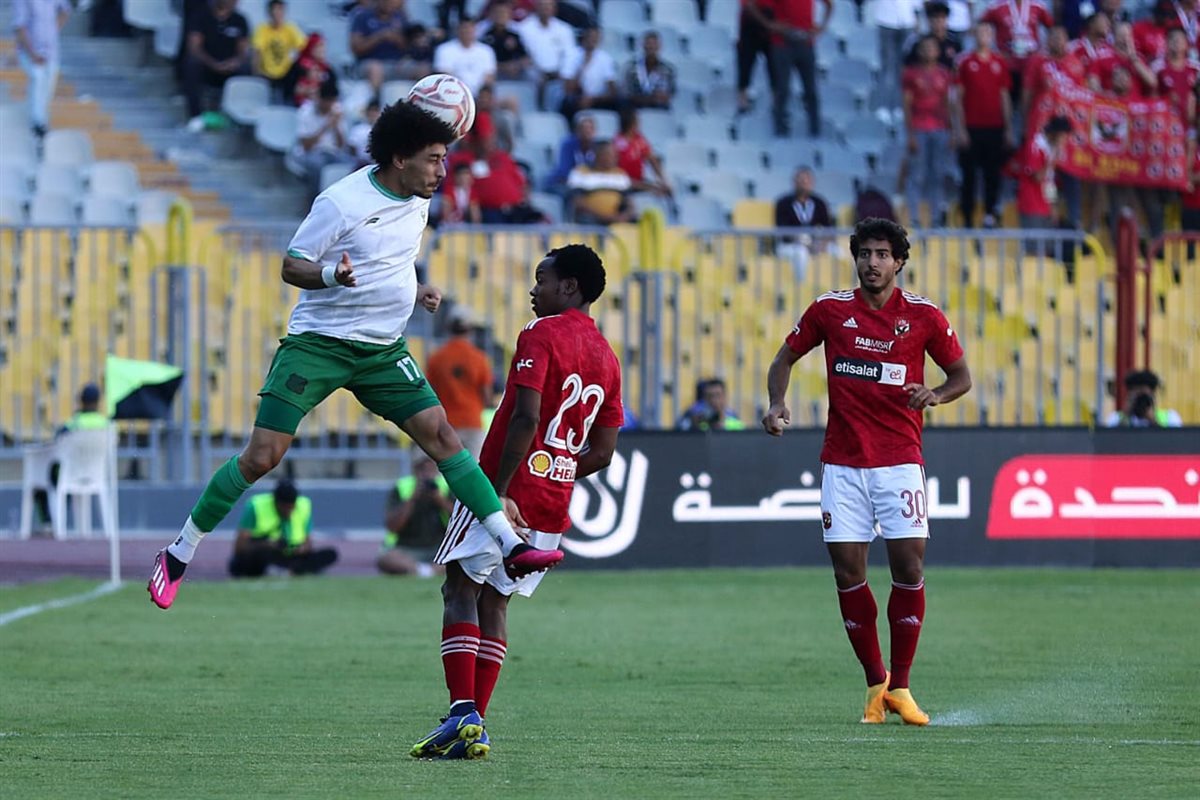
[861, 672, 890, 724]
[884, 687, 930, 726]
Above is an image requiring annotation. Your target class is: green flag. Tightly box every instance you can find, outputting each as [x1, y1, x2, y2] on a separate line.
[105, 354, 184, 420]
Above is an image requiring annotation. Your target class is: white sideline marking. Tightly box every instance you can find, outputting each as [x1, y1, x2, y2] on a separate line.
[0, 581, 123, 628]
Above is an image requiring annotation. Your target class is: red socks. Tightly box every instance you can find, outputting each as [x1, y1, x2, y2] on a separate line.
[887, 580, 926, 690]
[837, 582, 888, 687]
[441, 623, 480, 705]
[474, 636, 507, 717]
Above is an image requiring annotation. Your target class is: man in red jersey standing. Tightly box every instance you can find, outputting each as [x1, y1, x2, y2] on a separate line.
[762, 217, 972, 726]
[411, 243, 623, 759]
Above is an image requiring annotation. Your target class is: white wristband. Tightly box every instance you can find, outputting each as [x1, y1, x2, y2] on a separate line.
[321, 264, 338, 288]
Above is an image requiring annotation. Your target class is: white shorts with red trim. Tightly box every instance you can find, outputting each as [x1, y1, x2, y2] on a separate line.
[433, 501, 562, 598]
[820, 463, 930, 543]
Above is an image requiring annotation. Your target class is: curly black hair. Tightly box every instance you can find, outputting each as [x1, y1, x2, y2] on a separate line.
[546, 243, 606, 303]
[848, 217, 910, 264]
[367, 101, 457, 167]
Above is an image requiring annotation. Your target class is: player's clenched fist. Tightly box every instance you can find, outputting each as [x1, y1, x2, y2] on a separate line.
[903, 383, 941, 410]
[334, 252, 356, 286]
[762, 403, 791, 436]
[417, 284, 442, 312]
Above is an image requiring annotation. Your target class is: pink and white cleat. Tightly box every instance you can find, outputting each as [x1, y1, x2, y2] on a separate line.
[503, 544, 564, 580]
[147, 549, 184, 609]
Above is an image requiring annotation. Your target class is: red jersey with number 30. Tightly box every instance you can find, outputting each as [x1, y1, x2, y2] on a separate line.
[785, 288, 963, 468]
[479, 309, 623, 533]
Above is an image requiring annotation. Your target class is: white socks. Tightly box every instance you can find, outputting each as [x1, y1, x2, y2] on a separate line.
[167, 516, 205, 564]
[481, 511, 525, 557]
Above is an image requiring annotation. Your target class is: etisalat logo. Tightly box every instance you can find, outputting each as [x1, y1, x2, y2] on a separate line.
[563, 449, 648, 558]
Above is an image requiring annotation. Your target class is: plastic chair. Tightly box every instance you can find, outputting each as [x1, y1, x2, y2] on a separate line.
[81, 194, 134, 225]
[43, 130, 94, 166]
[0, 164, 31, 199]
[0, 193, 25, 222]
[86, 160, 141, 197]
[52, 427, 119, 543]
[576, 109, 620, 140]
[29, 192, 77, 225]
[255, 106, 299, 152]
[18, 442, 58, 538]
[650, 0, 700, 29]
[676, 194, 726, 228]
[153, 18, 180, 60]
[637, 108, 678, 142]
[520, 111, 570, 146]
[123, 0, 177, 31]
[135, 190, 177, 224]
[221, 76, 272, 126]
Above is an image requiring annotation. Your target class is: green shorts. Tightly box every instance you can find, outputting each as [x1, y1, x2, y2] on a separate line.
[255, 332, 441, 435]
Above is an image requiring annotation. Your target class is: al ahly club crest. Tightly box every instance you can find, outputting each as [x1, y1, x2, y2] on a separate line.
[894, 318, 910, 336]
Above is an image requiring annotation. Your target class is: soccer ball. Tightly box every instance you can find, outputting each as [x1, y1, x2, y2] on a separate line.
[406, 74, 476, 141]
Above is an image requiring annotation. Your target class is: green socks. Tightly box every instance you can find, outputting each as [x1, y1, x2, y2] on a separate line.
[189, 456, 253, 532]
[438, 450, 502, 519]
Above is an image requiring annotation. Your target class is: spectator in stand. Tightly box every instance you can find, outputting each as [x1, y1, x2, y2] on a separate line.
[474, 84, 516, 152]
[481, 0, 531, 80]
[403, 23, 436, 74]
[545, 112, 597, 194]
[980, 0, 1053, 105]
[1070, 13, 1114, 78]
[351, 0, 417, 92]
[426, 304, 494, 458]
[1154, 28, 1199, 127]
[766, 0, 833, 138]
[566, 140, 636, 225]
[348, 96, 382, 166]
[477, 0, 536, 28]
[677, 378, 745, 431]
[561, 27, 620, 119]
[515, 0, 577, 106]
[290, 78, 353, 193]
[13, 0, 70, 139]
[874, 0, 922, 111]
[737, 0, 779, 114]
[1092, 21, 1156, 97]
[434, 18, 497, 95]
[613, 108, 671, 196]
[182, 0, 251, 127]
[1022, 25, 1086, 118]
[1017, 115, 1071, 254]
[252, 0, 306, 99]
[774, 166, 833, 280]
[446, 115, 529, 223]
[953, 21, 1012, 227]
[903, 35, 953, 227]
[624, 31, 677, 111]
[441, 162, 484, 223]
[291, 32, 333, 106]
[1134, 1, 1174, 63]
[903, 1, 962, 70]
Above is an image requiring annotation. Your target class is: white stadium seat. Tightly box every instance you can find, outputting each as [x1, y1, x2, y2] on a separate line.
[81, 194, 135, 226]
[255, 106, 299, 153]
[43, 130, 94, 167]
[86, 161, 141, 198]
[29, 192, 77, 225]
[221, 76, 272, 126]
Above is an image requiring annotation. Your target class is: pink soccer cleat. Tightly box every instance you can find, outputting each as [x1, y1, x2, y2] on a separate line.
[147, 549, 184, 609]
[503, 544, 564, 580]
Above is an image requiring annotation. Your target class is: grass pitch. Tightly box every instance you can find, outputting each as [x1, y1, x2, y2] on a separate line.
[1, 569, 1196, 799]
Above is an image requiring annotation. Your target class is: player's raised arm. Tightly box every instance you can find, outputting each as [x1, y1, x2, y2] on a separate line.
[491, 385, 541, 527]
[763, 343, 802, 436]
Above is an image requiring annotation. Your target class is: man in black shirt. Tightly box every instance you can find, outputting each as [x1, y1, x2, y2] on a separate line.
[902, 1, 962, 70]
[774, 166, 833, 227]
[182, 0, 250, 122]
[480, 0, 530, 80]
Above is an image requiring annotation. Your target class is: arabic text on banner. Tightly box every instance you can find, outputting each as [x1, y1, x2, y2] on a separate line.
[1026, 82, 1189, 190]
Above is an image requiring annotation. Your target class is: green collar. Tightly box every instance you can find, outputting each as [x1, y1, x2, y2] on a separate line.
[369, 167, 412, 201]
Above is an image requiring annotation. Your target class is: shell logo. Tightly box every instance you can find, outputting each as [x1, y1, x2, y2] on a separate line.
[528, 450, 553, 477]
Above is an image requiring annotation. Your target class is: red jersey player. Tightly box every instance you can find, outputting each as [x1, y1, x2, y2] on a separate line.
[411, 244, 623, 759]
[762, 218, 972, 727]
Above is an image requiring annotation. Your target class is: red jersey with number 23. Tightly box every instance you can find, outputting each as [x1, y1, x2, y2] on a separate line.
[786, 288, 963, 468]
[479, 308, 623, 533]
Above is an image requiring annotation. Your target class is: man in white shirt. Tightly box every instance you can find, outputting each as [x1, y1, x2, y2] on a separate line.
[434, 18, 498, 95]
[514, 0, 577, 87]
[290, 80, 355, 192]
[561, 27, 619, 117]
[149, 100, 562, 614]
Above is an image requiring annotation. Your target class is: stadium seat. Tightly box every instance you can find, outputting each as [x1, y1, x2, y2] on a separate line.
[630, 191, 673, 221]
[748, 169, 791, 200]
[678, 113, 733, 145]
[637, 108, 678, 142]
[319, 162, 355, 192]
[0, 103, 31, 132]
[321, 18, 353, 71]
[33, 163, 83, 196]
[684, 25, 733, 59]
[731, 199, 773, 228]
[221, 76, 271, 126]
[85, 161, 140, 197]
[0, 165, 31, 200]
[676, 195, 726, 228]
[0, 130, 38, 167]
[254, 106, 298, 153]
[81, 194, 134, 226]
[696, 170, 749, 209]
[826, 58, 876, 89]
[519, 111, 569, 146]
[494, 80, 538, 113]
[598, 0, 646, 36]
[122, 0, 177, 31]
[649, 0, 699, 28]
[577, 109, 620, 140]
[0, 193, 26, 223]
[663, 140, 711, 173]
[153, 18, 180, 60]
[529, 191, 564, 223]
[381, 80, 416, 107]
[510, 139, 553, 182]
[43, 130, 94, 167]
[706, 0, 740, 34]
[134, 190, 177, 225]
[29, 192, 77, 225]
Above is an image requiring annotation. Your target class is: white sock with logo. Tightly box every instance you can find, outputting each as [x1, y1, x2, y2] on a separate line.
[167, 516, 204, 564]
[481, 512, 526, 557]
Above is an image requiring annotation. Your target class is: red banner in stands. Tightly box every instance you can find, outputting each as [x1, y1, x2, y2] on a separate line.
[986, 455, 1200, 539]
[1028, 82, 1189, 190]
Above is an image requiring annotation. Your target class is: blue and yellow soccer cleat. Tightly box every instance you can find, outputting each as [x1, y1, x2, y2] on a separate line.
[440, 726, 490, 760]
[410, 709, 485, 758]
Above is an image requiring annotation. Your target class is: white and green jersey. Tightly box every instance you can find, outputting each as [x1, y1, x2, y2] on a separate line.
[285, 165, 430, 345]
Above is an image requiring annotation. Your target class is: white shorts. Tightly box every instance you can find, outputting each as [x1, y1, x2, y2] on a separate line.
[433, 502, 561, 598]
[820, 463, 930, 543]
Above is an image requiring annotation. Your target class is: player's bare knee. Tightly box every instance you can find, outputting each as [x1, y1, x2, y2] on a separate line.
[833, 565, 867, 589]
[238, 444, 283, 481]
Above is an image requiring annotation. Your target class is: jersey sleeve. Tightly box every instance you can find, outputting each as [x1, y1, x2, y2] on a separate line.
[508, 324, 553, 392]
[926, 307, 965, 368]
[287, 194, 346, 264]
[785, 301, 825, 356]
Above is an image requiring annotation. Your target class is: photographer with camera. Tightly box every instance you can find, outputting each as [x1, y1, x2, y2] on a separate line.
[676, 378, 746, 432]
[229, 479, 338, 577]
[378, 455, 454, 576]
[1104, 370, 1183, 428]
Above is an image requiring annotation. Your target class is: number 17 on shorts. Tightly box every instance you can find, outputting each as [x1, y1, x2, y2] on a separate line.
[820, 463, 930, 543]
